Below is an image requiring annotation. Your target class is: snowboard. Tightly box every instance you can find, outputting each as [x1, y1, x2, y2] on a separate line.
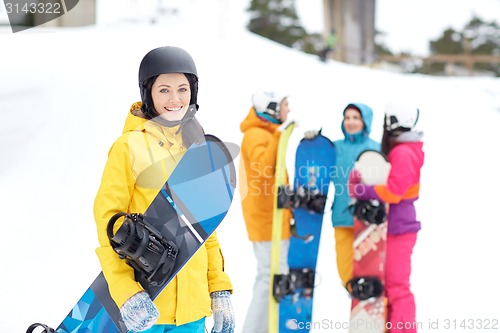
[28, 135, 237, 333]
[347, 150, 390, 333]
[268, 122, 295, 333]
[279, 134, 336, 332]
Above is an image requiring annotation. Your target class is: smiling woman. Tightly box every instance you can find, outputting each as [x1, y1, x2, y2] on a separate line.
[151, 73, 191, 122]
[138, 46, 204, 148]
[92, 46, 236, 333]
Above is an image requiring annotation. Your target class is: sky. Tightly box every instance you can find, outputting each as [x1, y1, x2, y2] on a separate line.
[2, 0, 500, 55]
[1, 1, 500, 332]
[296, 0, 500, 55]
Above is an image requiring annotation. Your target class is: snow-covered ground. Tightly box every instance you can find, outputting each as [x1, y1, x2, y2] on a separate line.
[1, 2, 500, 332]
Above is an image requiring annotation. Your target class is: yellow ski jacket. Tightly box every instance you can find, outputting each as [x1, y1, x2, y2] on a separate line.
[94, 102, 232, 325]
[239, 107, 291, 242]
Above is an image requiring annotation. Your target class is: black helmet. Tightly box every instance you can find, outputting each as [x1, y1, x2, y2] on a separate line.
[138, 46, 199, 119]
[138, 46, 197, 84]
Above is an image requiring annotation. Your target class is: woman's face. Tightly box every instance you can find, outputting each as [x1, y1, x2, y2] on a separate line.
[151, 73, 191, 122]
[343, 107, 364, 134]
[279, 98, 290, 123]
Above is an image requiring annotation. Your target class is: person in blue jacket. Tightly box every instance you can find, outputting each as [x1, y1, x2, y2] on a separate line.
[305, 103, 380, 287]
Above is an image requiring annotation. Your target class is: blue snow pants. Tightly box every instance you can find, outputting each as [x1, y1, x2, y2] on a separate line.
[142, 317, 206, 333]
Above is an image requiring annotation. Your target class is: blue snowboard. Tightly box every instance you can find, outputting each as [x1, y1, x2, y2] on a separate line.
[280, 134, 335, 332]
[29, 135, 237, 333]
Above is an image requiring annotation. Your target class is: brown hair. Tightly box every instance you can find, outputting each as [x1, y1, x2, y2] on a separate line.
[381, 127, 399, 156]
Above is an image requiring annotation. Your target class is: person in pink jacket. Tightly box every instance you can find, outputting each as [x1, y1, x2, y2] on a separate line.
[349, 102, 424, 333]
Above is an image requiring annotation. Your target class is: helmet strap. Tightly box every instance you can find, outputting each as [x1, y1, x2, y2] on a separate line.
[267, 102, 281, 120]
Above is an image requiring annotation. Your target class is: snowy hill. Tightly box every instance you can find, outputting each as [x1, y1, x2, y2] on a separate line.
[1, 1, 500, 332]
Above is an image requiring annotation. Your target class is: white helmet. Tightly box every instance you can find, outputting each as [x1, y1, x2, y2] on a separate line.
[384, 102, 419, 132]
[252, 90, 287, 119]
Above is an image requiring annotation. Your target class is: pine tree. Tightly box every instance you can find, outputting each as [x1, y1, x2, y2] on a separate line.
[428, 17, 500, 76]
[247, 0, 307, 49]
[463, 17, 500, 75]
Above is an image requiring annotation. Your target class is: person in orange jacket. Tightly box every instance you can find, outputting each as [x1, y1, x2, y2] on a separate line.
[94, 46, 234, 333]
[239, 90, 293, 333]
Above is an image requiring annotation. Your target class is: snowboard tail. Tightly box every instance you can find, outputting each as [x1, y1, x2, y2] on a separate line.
[28, 135, 237, 333]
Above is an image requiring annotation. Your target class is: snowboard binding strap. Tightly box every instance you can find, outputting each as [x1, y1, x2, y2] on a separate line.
[277, 185, 295, 209]
[290, 268, 315, 289]
[107, 212, 179, 287]
[346, 276, 384, 300]
[294, 185, 327, 214]
[272, 268, 316, 301]
[290, 215, 314, 243]
[26, 323, 55, 333]
[278, 185, 327, 214]
[349, 200, 386, 225]
[272, 274, 292, 301]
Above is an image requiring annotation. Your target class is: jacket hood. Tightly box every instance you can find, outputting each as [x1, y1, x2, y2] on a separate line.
[341, 103, 374, 140]
[240, 107, 280, 134]
[395, 130, 424, 143]
[122, 102, 149, 133]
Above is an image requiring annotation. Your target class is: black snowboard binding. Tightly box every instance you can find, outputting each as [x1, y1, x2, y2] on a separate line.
[277, 185, 327, 214]
[290, 268, 315, 290]
[278, 185, 314, 243]
[26, 323, 56, 333]
[272, 268, 316, 301]
[294, 185, 327, 214]
[345, 276, 384, 300]
[349, 199, 386, 225]
[107, 212, 179, 287]
[277, 185, 295, 209]
[272, 273, 293, 301]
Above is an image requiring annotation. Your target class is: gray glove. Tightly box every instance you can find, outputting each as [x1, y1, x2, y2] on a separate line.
[120, 291, 159, 332]
[304, 129, 320, 140]
[211, 291, 235, 333]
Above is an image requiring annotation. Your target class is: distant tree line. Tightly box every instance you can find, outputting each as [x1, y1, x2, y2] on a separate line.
[378, 16, 500, 76]
[426, 17, 500, 76]
[247, 0, 500, 76]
